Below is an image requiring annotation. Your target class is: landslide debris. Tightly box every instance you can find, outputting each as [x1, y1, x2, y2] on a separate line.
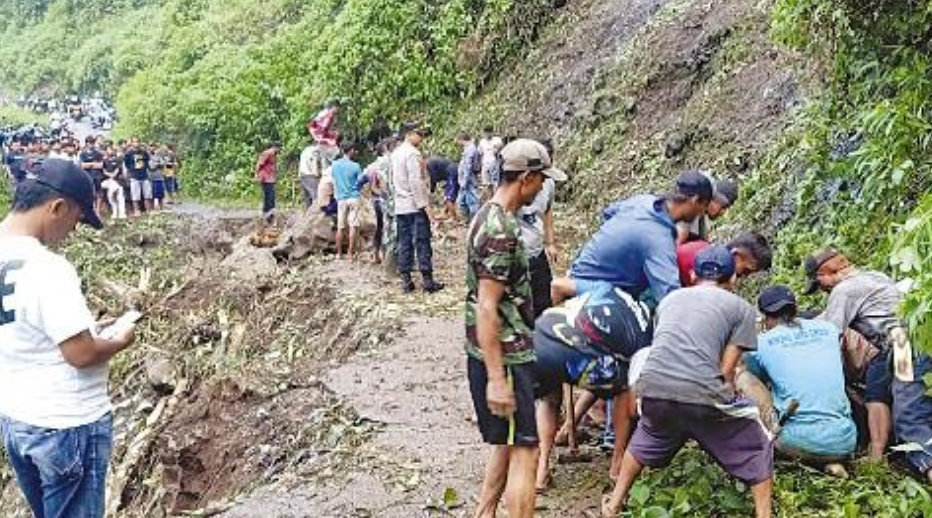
[0, 214, 402, 517]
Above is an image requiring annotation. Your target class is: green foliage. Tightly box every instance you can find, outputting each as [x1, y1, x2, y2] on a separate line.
[730, 0, 932, 321]
[618, 448, 932, 518]
[0, 104, 49, 126]
[0, 179, 11, 214]
[0, 0, 554, 200]
[892, 196, 932, 349]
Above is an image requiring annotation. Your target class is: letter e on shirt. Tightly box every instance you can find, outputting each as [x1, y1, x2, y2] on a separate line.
[0, 236, 106, 429]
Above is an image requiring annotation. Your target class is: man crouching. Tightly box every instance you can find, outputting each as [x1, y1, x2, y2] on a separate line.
[602, 245, 773, 518]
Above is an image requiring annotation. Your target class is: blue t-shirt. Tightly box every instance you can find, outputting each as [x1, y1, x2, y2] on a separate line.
[745, 319, 857, 457]
[331, 158, 362, 201]
[569, 195, 680, 302]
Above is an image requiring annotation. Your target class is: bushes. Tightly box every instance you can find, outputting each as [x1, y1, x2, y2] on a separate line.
[730, 1, 932, 332]
[0, 0, 555, 200]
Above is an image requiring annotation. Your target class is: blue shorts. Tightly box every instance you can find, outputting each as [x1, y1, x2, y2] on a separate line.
[630, 398, 773, 485]
[151, 179, 166, 201]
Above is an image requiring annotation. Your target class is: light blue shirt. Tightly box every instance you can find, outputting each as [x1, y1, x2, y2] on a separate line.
[331, 158, 362, 201]
[745, 319, 857, 457]
[569, 195, 680, 302]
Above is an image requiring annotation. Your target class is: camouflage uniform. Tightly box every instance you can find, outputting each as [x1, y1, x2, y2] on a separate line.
[465, 201, 538, 446]
[465, 202, 535, 365]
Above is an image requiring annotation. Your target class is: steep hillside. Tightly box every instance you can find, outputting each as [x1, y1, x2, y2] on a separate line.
[446, 0, 801, 217]
[447, 0, 932, 326]
[0, 0, 557, 197]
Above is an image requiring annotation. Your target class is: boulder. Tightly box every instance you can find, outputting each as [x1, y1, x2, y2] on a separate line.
[222, 237, 279, 281]
[145, 356, 176, 395]
[272, 205, 377, 261]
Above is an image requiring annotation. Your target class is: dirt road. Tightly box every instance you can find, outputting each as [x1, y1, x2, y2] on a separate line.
[210, 221, 613, 518]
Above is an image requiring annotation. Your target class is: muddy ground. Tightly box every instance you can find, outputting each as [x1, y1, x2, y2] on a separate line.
[187, 208, 617, 518]
[0, 202, 616, 518]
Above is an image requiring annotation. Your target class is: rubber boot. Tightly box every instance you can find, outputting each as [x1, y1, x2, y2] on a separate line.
[422, 271, 445, 293]
[401, 272, 416, 294]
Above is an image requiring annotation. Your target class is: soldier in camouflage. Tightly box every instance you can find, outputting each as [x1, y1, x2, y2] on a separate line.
[465, 139, 566, 518]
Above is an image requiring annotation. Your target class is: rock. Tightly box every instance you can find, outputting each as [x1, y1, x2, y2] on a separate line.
[727, 153, 751, 173]
[272, 206, 377, 261]
[592, 93, 617, 118]
[664, 132, 691, 159]
[188, 219, 235, 256]
[146, 356, 175, 395]
[272, 209, 336, 260]
[222, 237, 279, 281]
[622, 97, 637, 117]
[591, 136, 606, 155]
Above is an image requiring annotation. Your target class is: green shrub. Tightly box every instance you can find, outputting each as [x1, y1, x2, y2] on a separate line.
[0, 0, 555, 200]
[729, 0, 932, 336]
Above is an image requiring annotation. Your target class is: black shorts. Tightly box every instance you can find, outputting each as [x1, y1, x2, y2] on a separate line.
[865, 351, 893, 405]
[91, 173, 104, 195]
[528, 251, 553, 318]
[533, 333, 629, 400]
[467, 357, 538, 446]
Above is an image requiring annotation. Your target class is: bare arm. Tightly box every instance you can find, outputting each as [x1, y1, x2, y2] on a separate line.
[477, 278, 516, 417]
[478, 278, 506, 376]
[59, 327, 135, 369]
[720, 344, 744, 388]
[543, 207, 557, 263]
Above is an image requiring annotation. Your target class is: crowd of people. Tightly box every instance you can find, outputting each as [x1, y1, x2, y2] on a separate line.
[2, 93, 932, 518]
[251, 102, 932, 517]
[3, 132, 181, 221]
[462, 142, 932, 518]
[256, 102, 521, 294]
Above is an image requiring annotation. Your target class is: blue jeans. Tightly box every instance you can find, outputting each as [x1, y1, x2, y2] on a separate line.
[396, 210, 433, 274]
[1, 413, 113, 518]
[457, 186, 480, 220]
[893, 353, 932, 474]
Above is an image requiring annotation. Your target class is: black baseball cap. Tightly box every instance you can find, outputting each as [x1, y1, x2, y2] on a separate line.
[694, 244, 736, 281]
[803, 249, 839, 294]
[28, 159, 103, 230]
[676, 169, 714, 202]
[713, 179, 739, 207]
[758, 285, 797, 315]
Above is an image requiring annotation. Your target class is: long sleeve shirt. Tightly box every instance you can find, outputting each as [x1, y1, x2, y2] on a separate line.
[569, 195, 681, 302]
[458, 142, 480, 190]
[391, 141, 429, 215]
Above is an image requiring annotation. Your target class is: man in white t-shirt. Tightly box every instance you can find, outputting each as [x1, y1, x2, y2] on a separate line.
[0, 159, 136, 518]
[299, 139, 341, 210]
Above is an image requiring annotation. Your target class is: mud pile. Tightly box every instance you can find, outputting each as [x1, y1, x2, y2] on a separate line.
[0, 214, 400, 518]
